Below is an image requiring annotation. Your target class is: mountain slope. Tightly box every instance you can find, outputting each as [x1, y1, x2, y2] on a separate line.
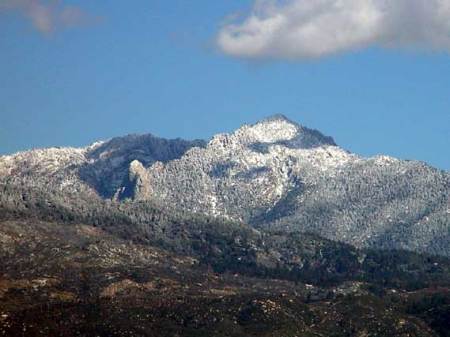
[1, 115, 450, 336]
[0, 115, 448, 256]
[1, 215, 450, 337]
[122, 116, 450, 255]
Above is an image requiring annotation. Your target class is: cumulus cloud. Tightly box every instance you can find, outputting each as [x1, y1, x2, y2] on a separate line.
[0, 0, 91, 34]
[217, 0, 450, 59]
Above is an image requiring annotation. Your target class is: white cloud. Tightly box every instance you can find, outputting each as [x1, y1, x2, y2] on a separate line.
[217, 0, 450, 59]
[0, 0, 91, 35]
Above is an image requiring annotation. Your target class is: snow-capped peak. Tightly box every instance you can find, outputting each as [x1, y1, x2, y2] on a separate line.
[239, 114, 300, 143]
[208, 115, 337, 151]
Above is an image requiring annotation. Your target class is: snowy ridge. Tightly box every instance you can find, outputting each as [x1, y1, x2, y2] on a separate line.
[129, 116, 401, 222]
[0, 115, 448, 256]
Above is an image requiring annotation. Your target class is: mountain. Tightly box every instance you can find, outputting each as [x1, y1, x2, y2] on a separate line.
[1, 115, 450, 336]
[0, 115, 448, 256]
[125, 115, 449, 256]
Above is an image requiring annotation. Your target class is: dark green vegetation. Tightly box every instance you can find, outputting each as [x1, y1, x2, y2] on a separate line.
[1, 194, 450, 336]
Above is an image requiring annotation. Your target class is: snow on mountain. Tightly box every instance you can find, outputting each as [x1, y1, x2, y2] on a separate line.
[0, 115, 448, 256]
[131, 115, 358, 221]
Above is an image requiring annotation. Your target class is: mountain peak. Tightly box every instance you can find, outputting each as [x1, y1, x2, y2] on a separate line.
[235, 115, 336, 149]
[241, 115, 299, 143]
[258, 114, 297, 124]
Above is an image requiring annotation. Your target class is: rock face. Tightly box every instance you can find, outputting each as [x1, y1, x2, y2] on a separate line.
[79, 134, 206, 199]
[0, 115, 449, 255]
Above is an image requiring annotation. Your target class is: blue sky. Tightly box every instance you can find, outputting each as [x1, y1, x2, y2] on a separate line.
[0, 0, 449, 170]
